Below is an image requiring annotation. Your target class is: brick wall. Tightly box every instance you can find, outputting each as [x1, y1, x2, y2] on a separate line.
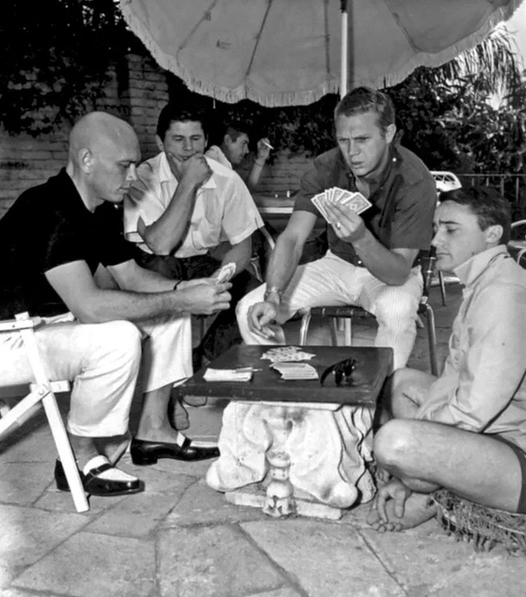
[237, 152, 312, 196]
[0, 53, 313, 217]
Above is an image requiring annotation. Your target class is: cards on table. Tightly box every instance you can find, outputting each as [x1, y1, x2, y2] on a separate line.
[260, 346, 316, 362]
[216, 262, 236, 284]
[271, 362, 319, 381]
[203, 367, 253, 382]
[311, 187, 372, 224]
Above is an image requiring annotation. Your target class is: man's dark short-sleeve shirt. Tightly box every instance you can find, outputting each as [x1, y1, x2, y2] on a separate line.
[0, 169, 133, 318]
[293, 145, 437, 265]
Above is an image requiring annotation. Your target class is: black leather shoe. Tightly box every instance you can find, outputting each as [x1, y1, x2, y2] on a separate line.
[54, 458, 145, 497]
[130, 436, 220, 465]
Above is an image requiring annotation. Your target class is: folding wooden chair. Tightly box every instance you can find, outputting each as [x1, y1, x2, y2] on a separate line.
[0, 313, 89, 512]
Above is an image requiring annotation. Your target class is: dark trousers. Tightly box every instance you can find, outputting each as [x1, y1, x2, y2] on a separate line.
[133, 248, 261, 362]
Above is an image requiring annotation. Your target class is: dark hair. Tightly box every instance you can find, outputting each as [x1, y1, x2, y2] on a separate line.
[335, 86, 395, 133]
[440, 185, 511, 245]
[156, 104, 210, 140]
[224, 124, 249, 143]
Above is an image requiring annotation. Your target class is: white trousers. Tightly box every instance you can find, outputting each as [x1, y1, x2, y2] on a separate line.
[0, 312, 191, 437]
[236, 251, 423, 370]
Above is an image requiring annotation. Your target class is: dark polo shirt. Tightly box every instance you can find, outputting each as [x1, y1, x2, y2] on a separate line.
[293, 145, 436, 266]
[0, 169, 133, 319]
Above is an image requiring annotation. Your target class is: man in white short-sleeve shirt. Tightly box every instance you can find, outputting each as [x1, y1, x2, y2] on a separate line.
[124, 104, 264, 369]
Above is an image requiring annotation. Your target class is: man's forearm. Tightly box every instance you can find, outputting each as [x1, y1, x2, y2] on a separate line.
[77, 287, 190, 324]
[246, 160, 265, 192]
[140, 180, 199, 255]
[265, 236, 302, 296]
[110, 263, 176, 293]
[353, 230, 411, 285]
[221, 239, 252, 274]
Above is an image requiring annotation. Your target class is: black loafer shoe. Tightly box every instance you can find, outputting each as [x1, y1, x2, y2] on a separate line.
[130, 436, 220, 465]
[55, 458, 145, 497]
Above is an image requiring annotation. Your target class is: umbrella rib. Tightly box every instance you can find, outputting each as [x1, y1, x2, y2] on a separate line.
[382, 0, 419, 52]
[176, 0, 222, 55]
[244, 0, 274, 79]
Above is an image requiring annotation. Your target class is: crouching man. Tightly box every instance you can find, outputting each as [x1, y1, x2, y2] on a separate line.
[368, 186, 526, 531]
[0, 112, 229, 497]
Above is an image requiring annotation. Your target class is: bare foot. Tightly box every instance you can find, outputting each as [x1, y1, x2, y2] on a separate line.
[367, 491, 437, 532]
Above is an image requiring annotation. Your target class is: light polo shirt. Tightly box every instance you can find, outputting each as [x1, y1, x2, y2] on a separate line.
[124, 152, 263, 257]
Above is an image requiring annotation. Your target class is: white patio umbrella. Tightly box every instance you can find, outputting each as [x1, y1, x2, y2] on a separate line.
[119, 0, 524, 106]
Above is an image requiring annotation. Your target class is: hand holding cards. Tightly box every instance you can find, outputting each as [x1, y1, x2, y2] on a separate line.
[311, 187, 372, 224]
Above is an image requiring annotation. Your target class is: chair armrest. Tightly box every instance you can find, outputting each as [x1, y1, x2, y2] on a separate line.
[0, 313, 43, 332]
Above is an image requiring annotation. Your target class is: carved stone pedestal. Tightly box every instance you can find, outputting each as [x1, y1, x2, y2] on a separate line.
[207, 400, 376, 519]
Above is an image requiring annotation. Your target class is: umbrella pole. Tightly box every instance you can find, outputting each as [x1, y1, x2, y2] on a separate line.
[340, 0, 348, 98]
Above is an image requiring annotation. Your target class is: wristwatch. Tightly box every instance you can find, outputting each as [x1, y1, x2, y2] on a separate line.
[264, 286, 283, 304]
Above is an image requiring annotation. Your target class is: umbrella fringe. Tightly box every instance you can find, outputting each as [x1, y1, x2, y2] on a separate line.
[120, 0, 339, 106]
[378, 0, 524, 91]
[119, 0, 524, 107]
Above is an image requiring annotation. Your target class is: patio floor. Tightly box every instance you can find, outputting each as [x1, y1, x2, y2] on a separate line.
[1, 280, 525, 597]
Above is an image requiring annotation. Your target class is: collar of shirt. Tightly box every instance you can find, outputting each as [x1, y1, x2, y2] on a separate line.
[158, 152, 218, 191]
[205, 145, 233, 169]
[339, 144, 400, 199]
[454, 245, 510, 288]
[56, 168, 99, 217]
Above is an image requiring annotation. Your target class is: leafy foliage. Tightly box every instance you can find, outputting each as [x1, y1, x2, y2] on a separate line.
[0, 0, 133, 135]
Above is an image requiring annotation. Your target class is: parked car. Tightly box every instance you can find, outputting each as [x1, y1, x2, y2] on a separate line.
[430, 171, 462, 194]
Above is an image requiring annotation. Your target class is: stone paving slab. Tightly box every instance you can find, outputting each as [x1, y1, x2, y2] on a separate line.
[0, 425, 55, 464]
[362, 526, 526, 597]
[2, 588, 64, 597]
[12, 533, 156, 597]
[163, 478, 270, 528]
[257, 589, 304, 597]
[242, 519, 405, 597]
[158, 523, 287, 597]
[85, 470, 196, 538]
[0, 463, 55, 506]
[0, 504, 87, 590]
[35, 482, 127, 514]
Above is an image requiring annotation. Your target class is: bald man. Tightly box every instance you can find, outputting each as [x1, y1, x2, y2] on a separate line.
[0, 112, 228, 498]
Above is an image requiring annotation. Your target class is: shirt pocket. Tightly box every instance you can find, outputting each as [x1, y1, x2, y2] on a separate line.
[189, 194, 222, 251]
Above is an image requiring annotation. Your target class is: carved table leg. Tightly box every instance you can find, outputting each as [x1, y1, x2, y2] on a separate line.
[207, 400, 375, 519]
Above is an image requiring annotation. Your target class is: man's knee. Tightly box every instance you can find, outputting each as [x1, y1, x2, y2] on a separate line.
[391, 367, 423, 397]
[236, 285, 262, 325]
[373, 287, 420, 323]
[374, 419, 418, 469]
[389, 368, 435, 418]
[100, 320, 142, 365]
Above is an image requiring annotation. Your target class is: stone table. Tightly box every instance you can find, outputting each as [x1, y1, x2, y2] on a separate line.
[181, 345, 393, 519]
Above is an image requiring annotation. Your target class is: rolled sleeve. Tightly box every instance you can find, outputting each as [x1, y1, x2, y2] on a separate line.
[220, 170, 264, 245]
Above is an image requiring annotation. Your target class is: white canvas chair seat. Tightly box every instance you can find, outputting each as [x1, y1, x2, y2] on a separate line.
[0, 313, 89, 512]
